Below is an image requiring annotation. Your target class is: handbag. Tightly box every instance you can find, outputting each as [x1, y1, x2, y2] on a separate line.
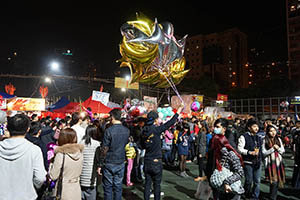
[56, 153, 65, 200]
[194, 180, 212, 200]
[210, 158, 243, 194]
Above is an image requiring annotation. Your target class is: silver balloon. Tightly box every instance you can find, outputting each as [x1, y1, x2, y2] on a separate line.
[121, 18, 188, 73]
[127, 19, 165, 45]
[120, 23, 149, 41]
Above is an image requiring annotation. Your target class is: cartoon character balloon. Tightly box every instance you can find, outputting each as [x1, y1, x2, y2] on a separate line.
[119, 13, 189, 89]
[191, 101, 201, 112]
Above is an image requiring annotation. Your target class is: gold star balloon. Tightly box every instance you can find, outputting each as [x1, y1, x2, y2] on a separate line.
[119, 13, 189, 88]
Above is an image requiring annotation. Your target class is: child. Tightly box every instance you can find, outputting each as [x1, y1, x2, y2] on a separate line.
[125, 136, 136, 186]
[177, 123, 193, 177]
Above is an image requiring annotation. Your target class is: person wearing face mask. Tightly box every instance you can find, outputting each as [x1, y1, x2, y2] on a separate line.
[237, 120, 263, 200]
[213, 118, 237, 149]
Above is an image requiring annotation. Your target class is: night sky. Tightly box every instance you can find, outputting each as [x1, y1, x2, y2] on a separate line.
[0, 1, 287, 98]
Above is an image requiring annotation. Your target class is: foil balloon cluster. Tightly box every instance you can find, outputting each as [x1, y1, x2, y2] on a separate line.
[127, 98, 147, 117]
[157, 106, 175, 120]
[119, 13, 190, 89]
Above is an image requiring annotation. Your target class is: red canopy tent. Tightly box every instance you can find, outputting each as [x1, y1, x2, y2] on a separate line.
[82, 96, 112, 114]
[52, 102, 80, 113]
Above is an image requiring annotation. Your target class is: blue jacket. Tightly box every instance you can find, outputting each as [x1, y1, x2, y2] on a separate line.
[102, 124, 129, 165]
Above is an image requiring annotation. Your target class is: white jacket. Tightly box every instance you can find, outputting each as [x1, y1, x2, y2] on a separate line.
[0, 137, 46, 200]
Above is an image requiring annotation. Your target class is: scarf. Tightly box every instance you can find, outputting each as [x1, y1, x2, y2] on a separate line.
[265, 142, 286, 188]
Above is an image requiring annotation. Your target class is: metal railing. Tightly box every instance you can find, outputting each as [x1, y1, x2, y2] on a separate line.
[227, 97, 299, 119]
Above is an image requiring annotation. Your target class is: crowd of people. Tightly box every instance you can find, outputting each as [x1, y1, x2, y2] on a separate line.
[0, 106, 300, 200]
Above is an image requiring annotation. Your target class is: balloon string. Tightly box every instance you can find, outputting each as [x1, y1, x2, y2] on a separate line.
[158, 68, 184, 104]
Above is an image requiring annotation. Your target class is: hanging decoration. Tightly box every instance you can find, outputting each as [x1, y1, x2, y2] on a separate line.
[39, 86, 48, 98]
[5, 83, 16, 95]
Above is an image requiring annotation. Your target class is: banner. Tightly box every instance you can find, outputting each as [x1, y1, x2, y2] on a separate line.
[7, 98, 45, 111]
[171, 94, 204, 114]
[114, 77, 139, 90]
[143, 96, 157, 111]
[217, 94, 228, 101]
[0, 99, 6, 109]
[92, 91, 110, 106]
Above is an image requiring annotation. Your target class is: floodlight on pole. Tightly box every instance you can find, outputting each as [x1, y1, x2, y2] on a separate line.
[45, 77, 52, 83]
[125, 75, 130, 81]
[50, 61, 59, 71]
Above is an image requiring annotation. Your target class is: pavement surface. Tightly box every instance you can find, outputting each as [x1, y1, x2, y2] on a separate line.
[96, 149, 300, 200]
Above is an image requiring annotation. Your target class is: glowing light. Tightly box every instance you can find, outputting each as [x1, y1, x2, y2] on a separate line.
[51, 62, 59, 71]
[45, 77, 51, 83]
[121, 88, 126, 92]
[125, 75, 131, 81]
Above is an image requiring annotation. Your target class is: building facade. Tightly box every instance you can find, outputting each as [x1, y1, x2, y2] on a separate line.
[184, 28, 248, 90]
[247, 48, 288, 86]
[286, 0, 300, 80]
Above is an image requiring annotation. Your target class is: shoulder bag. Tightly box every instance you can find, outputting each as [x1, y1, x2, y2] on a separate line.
[56, 153, 65, 200]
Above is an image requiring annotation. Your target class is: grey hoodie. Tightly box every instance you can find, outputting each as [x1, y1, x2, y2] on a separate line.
[0, 137, 47, 200]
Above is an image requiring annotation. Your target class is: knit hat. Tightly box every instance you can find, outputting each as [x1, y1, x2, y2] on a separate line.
[147, 111, 158, 125]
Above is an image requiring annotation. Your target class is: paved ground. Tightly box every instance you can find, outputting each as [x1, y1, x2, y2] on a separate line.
[97, 149, 300, 200]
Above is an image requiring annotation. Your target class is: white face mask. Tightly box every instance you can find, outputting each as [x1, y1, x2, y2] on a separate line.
[214, 127, 223, 134]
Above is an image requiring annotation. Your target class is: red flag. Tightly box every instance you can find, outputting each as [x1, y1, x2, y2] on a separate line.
[217, 94, 228, 101]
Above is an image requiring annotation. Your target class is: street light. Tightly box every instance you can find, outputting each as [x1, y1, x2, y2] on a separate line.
[45, 77, 52, 83]
[50, 61, 59, 71]
[125, 75, 130, 81]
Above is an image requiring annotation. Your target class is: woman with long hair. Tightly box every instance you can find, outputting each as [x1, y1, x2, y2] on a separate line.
[262, 125, 285, 200]
[49, 128, 84, 200]
[209, 134, 244, 200]
[80, 125, 101, 200]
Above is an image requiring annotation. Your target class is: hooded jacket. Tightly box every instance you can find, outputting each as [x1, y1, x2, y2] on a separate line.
[0, 137, 47, 200]
[49, 143, 84, 200]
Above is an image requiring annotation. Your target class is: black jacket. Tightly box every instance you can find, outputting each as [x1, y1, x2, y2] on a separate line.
[142, 113, 178, 161]
[25, 133, 49, 171]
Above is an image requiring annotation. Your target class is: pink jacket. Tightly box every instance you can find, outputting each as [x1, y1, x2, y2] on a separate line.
[164, 130, 174, 145]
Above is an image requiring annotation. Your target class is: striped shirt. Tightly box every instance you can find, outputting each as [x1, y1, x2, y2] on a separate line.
[79, 139, 101, 187]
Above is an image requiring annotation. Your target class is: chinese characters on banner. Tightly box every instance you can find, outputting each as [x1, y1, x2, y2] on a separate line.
[92, 91, 110, 106]
[7, 98, 45, 111]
